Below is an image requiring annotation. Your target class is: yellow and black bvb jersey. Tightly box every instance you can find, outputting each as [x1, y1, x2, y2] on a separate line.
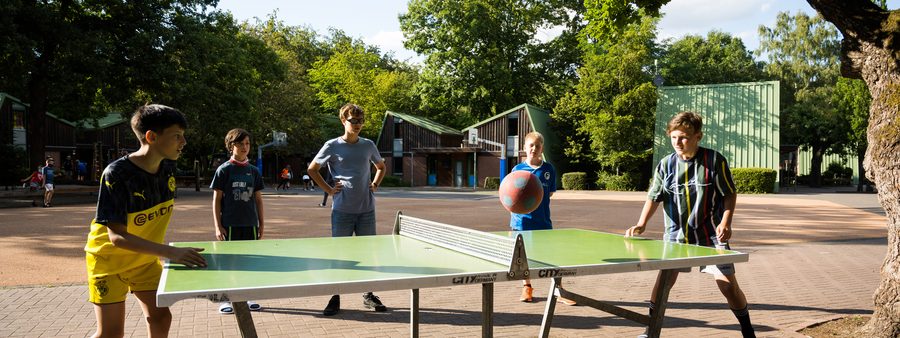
[84, 156, 178, 275]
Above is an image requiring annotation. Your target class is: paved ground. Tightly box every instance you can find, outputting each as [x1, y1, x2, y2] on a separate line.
[0, 185, 887, 337]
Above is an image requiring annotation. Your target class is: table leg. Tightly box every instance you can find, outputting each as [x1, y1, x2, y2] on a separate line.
[232, 301, 258, 338]
[539, 277, 561, 338]
[647, 269, 676, 338]
[482, 283, 493, 338]
[411, 289, 420, 338]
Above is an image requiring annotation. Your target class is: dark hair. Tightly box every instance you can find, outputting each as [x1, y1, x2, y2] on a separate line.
[667, 111, 703, 134]
[224, 128, 251, 150]
[131, 104, 188, 143]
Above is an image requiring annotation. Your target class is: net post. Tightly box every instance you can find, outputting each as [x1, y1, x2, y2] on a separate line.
[506, 233, 530, 280]
[392, 210, 403, 235]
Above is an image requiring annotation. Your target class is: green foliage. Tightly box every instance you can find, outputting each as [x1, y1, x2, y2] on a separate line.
[553, 11, 657, 185]
[380, 175, 411, 187]
[400, 0, 584, 121]
[831, 77, 871, 157]
[731, 168, 777, 194]
[0, 145, 29, 188]
[595, 172, 641, 191]
[660, 31, 765, 86]
[823, 161, 853, 186]
[483, 177, 501, 190]
[561, 172, 588, 190]
[757, 11, 842, 187]
[584, 0, 667, 46]
[308, 31, 420, 139]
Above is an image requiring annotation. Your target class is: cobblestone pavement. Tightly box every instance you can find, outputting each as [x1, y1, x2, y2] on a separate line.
[0, 186, 886, 337]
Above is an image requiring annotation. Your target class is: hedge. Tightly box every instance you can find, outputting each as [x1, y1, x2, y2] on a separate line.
[561, 172, 587, 190]
[595, 172, 640, 191]
[731, 168, 777, 194]
[380, 175, 410, 187]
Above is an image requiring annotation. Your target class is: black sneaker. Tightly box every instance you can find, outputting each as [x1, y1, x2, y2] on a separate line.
[363, 292, 387, 312]
[323, 295, 340, 316]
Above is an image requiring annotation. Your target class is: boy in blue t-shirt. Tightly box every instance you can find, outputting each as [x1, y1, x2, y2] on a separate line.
[509, 132, 574, 305]
[308, 103, 387, 316]
[41, 156, 55, 207]
[210, 128, 266, 314]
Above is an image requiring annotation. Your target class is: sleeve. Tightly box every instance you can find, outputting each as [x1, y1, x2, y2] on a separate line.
[94, 168, 129, 225]
[369, 141, 384, 164]
[313, 142, 332, 165]
[647, 159, 667, 202]
[209, 165, 227, 191]
[714, 155, 736, 196]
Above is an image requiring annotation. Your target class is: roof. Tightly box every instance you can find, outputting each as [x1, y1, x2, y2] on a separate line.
[461, 103, 549, 131]
[0, 92, 29, 111]
[77, 112, 129, 130]
[461, 103, 559, 165]
[385, 111, 462, 135]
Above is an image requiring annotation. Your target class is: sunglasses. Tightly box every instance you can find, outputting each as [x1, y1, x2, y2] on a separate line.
[346, 117, 365, 125]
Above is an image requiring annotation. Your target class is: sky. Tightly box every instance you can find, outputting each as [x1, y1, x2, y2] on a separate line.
[217, 0, 897, 64]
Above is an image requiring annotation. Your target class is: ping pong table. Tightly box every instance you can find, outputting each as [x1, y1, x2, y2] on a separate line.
[157, 212, 748, 337]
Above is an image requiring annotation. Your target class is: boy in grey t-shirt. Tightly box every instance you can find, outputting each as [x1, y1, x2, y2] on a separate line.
[308, 103, 386, 316]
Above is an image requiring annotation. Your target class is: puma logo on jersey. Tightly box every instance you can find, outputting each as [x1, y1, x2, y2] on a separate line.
[133, 191, 146, 200]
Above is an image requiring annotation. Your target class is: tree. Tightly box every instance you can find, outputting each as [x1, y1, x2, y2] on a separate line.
[757, 11, 843, 187]
[400, 0, 583, 121]
[831, 77, 871, 191]
[308, 30, 420, 139]
[805, 1, 900, 335]
[0, 0, 219, 166]
[241, 16, 330, 159]
[659, 31, 765, 86]
[552, 9, 658, 190]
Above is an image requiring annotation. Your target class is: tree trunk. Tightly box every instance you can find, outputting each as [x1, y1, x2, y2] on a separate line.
[806, 1, 900, 336]
[856, 42, 900, 338]
[809, 146, 824, 188]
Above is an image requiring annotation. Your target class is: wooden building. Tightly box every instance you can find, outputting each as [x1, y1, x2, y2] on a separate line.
[1, 92, 77, 170]
[376, 103, 558, 188]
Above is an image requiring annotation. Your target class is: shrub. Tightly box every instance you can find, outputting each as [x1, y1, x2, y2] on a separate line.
[595, 172, 641, 191]
[380, 175, 410, 187]
[731, 168, 777, 193]
[561, 172, 587, 190]
[483, 177, 500, 189]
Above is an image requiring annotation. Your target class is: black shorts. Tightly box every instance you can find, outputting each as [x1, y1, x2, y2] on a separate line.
[224, 226, 259, 241]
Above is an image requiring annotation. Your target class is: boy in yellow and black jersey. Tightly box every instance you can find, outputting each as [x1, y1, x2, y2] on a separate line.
[84, 104, 206, 338]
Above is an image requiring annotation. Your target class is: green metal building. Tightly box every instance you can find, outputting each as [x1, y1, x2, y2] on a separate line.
[655, 81, 781, 190]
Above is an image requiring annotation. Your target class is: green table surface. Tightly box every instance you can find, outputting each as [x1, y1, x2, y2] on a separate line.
[157, 229, 747, 306]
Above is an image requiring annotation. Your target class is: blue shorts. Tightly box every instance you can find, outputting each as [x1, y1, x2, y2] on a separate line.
[331, 210, 376, 237]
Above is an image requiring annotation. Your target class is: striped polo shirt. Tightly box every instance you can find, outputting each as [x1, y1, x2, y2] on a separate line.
[647, 147, 736, 246]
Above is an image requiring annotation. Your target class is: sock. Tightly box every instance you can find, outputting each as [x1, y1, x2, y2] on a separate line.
[731, 306, 755, 338]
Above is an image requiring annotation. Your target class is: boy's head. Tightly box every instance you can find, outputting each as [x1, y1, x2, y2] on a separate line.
[224, 128, 251, 159]
[523, 131, 544, 162]
[667, 112, 703, 159]
[45, 156, 54, 166]
[339, 103, 365, 135]
[131, 104, 188, 160]
[131, 104, 188, 144]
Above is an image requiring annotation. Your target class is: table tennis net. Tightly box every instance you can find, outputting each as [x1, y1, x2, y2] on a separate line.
[396, 213, 517, 267]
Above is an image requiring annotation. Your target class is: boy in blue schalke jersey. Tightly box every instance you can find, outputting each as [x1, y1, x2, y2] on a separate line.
[210, 128, 266, 314]
[84, 104, 207, 337]
[509, 132, 574, 305]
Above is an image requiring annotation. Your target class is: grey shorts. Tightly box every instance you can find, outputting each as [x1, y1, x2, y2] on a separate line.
[668, 237, 736, 276]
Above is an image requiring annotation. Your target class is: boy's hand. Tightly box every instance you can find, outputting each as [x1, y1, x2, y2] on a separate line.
[330, 180, 343, 195]
[215, 226, 226, 241]
[716, 224, 732, 242]
[169, 247, 207, 268]
[370, 182, 378, 192]
[625, 224, 646, 237]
